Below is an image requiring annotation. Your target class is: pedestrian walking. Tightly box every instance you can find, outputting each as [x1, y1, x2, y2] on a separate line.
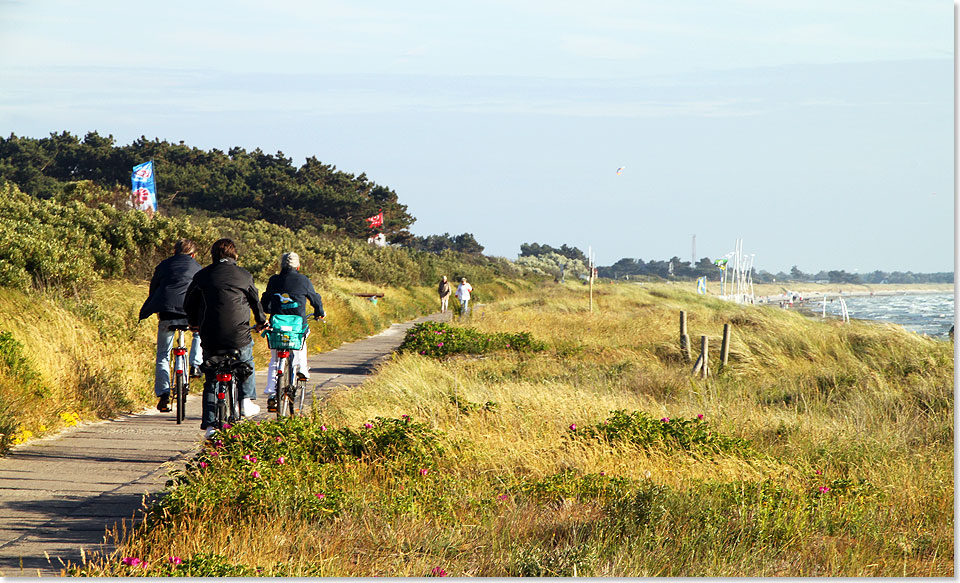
[438, 276, 452, 313]
[456, 277, 473, 315]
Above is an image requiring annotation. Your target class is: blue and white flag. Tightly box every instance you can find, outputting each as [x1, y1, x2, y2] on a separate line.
[696, 276, 707, 294]
[131, 161, 157, 212]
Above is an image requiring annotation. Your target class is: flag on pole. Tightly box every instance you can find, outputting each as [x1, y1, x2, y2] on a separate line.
[131, 161, 157, 212]
[365, 209, 383, 229]
[714, 258, 728, 270]
[697, 276, 707, 294]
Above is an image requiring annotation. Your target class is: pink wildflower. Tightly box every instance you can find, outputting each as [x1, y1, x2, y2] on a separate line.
[819, 486, 830, 493]
[661, 417, 670, 423]
[198, 461, 208, 469]
[277, 456, 285, 465]
[697, 414, 704, 420]
[316, 493, 325, 499]
[401, 414, 410, 421]
[497, 493, 509, 502]
[419, 468, 429, 476]
[276, 436, 283, 443]
[121, 557, 143, 567]
[569, 423, 576, 431]
[251, 470, 261, 478]
[364, 423, 373, 429]
[222, 422, 232, 430]
[168, 556, 182, 565]
[320, 425, 327, 431]
[213, 440, 224, 448]
[431, 566, 448, 577]
[437, 342, 444, 347]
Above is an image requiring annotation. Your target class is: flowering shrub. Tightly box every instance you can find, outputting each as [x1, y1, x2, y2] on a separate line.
[398, 321, 545, 358]
[571, 410, 752, 455]
[153, 415, 445, 523]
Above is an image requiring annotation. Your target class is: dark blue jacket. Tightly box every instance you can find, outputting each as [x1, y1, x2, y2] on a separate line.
[138, 254, 202, 321]
[261, 268, 324, 320]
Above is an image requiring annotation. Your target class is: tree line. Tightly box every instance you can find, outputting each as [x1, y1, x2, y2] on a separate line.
[0, 131, 414, 240]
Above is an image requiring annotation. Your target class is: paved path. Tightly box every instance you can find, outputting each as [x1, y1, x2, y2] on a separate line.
[0, 312, 448, 576]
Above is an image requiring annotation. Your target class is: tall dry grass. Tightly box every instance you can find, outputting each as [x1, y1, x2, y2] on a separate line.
[79, 280, 953, 576]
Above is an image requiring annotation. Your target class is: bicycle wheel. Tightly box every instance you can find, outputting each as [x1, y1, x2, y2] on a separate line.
[174, 370, 185, 424]
[278, 356, 294, 419]
[226, 381, 238, 424]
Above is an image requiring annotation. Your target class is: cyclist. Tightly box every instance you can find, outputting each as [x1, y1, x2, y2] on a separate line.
[184, 238, 268, 438]
[260, 252, 325, 412]
[138, 239, 204, 413]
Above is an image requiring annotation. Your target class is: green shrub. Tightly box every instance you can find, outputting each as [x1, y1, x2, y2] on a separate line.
[398, 321, 546, 358]
[571, 410, 753, 456]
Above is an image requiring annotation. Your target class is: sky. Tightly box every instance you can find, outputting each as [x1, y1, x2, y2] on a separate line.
[0, 0, 954, 273]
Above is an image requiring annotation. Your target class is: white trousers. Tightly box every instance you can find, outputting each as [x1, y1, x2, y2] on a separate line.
[264, 335, 310, 396]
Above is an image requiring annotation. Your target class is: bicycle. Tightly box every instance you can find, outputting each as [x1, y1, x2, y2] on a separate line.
[263, 313, 322, 418]
[168, 324, 192, 424]
[200, 350, 253, 429]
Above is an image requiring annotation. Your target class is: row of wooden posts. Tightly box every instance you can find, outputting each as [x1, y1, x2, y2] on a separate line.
[679, 310, 730, 378]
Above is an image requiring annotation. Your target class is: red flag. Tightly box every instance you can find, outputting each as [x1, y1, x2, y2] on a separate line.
[365, 210, 383, 229]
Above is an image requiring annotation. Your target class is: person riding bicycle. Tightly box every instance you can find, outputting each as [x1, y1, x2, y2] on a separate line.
[138, 239, 204, 413]
[184, 238, 268, 438]
[260, 252, 325, 412]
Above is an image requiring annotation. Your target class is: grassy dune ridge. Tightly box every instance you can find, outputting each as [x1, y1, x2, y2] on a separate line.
[0, 276, 529, 450]
[76, 281, 953, 577]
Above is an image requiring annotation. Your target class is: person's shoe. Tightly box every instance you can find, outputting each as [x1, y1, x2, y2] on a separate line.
[190, 366, 202, 378]
[204, 427, 217, 440]
[241, 398, 260, 417]
[157, 394, 171, 412]
[267, 396, 277, 412]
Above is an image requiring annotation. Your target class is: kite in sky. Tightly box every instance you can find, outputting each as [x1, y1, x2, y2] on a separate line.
[616, 166, 625, 175]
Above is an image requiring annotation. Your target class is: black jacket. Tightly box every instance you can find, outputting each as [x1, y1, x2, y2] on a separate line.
[260, 268, 324, 320]
[138, 254, 202, 321]
[184, 258, 266, 353]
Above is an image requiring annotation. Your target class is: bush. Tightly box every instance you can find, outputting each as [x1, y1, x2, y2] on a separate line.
[397, 321, 546, 358]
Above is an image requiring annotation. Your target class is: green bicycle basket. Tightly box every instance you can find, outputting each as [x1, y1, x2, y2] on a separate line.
[263, 314, 307, 350]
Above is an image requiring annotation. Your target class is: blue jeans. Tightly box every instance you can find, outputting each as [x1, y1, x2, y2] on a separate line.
[154, 319, 203, 397]
[460, 299, 470, 314]
[201, 341, 255, 429]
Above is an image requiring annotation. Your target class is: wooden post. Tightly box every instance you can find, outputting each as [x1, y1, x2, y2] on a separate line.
[680, 310, 691, 362]
[700, 335, 709, 378]
[720, 323, 730, 370]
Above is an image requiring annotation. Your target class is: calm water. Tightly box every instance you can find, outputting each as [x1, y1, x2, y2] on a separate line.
[811, 292, 955, 337]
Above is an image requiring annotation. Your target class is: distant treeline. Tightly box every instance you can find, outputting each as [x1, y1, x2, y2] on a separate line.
[756, 266, 954, 285]
[524, 242, 952, 284]
[0, 131, 413, 240]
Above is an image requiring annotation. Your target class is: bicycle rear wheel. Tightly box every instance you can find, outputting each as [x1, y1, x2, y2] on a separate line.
[174, 371, 186, 424]
[277, 356, 294, 419]
[294, 376, 306, 416]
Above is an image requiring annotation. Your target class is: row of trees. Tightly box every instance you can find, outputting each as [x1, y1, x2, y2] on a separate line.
[756, 267, 953, 285]
[405, 232, 484, 255]
[0, 132, 414, 240]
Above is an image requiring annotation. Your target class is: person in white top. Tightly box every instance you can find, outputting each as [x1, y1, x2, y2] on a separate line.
[456, 277, 473, 315]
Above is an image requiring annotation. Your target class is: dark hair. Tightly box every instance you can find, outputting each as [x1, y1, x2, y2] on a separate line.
[211, 238, 238, 262]
[174, 239, 197, 256]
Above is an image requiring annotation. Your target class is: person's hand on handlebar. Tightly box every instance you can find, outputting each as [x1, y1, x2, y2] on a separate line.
[314, 312, 325, 321]
[254, 321, 270, 333]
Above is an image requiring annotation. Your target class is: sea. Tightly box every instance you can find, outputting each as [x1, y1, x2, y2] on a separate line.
[809, 292, 955, 338]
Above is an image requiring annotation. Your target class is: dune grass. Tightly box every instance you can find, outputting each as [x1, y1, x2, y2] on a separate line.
[0, 275, 504, 452]
[75, 280, 953, 577]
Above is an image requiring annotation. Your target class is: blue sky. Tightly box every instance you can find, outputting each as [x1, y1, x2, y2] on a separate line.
[0, 0, 953, 272]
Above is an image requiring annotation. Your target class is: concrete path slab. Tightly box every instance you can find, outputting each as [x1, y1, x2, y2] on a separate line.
[0, 311, 449, 576]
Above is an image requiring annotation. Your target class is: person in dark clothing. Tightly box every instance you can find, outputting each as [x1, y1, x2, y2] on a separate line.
[184, 238, 268, 438]
[260, 252, 325, 411]
[139, 239, 204, 412]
